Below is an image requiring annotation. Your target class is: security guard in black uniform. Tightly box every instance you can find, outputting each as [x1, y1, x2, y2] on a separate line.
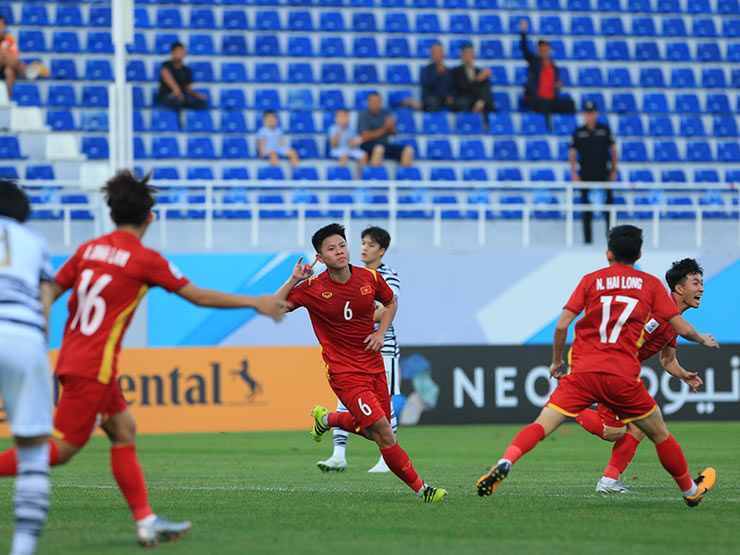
[569, 100, 619, 244]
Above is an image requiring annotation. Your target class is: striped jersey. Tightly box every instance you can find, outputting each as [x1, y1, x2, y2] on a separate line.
[0, 216, 53, 338]
[376, 263, 400, 358]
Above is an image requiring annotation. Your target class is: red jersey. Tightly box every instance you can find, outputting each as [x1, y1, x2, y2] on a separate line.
[637, 313, 678, 361]
[538, 62, 556, 100]
[288, 265, 395, 375]
[564, 264, 680, 378]
[55, 230, 189, 384]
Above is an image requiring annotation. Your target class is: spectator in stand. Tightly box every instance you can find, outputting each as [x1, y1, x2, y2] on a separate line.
[257, 111, 299, 167]
[358, 93, 414, 168]
[157, 42, 208, 115]
[328, 109, 367, 177]
[520, 19, 575, 127]
[0, 16, 46, 100]
[569, 100, 619, 245]
[451, 43, 496, 123]
[420, 42, 454, 112]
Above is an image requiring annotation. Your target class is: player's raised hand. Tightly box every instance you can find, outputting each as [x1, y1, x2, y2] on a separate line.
[698, 333, 719, 349]
[292, 256, 318, 281]
[363, 331, 384, 352]
[549, 360, 566, 379]
[253, 294, 291, 322]
[681, 370, 703, 393]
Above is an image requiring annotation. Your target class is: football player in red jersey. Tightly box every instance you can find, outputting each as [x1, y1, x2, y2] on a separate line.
[275, 223, 446, 503]
[576, 258, 705, 494]
[0, 170, 289, 547]
[477, 225, 719, 507]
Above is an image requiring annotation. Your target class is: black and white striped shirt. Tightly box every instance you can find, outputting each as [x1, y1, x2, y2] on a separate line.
[376, 263, 400, 358]
[0, 216, 53, 336]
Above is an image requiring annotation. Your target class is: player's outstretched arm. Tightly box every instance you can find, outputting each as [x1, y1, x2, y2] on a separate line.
[667, 314, 719, 349]
[659, 345, 703, 393]
[550, 309, 578, 378]
[176, 283, 289, 322]
[275, 256, 318, 300]
[364, 296, 397, 351]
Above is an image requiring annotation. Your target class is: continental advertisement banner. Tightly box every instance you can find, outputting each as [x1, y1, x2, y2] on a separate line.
[0, 347, 336, 436]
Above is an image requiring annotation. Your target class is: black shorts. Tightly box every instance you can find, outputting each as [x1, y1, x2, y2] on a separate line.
[360, 141, 406, 161]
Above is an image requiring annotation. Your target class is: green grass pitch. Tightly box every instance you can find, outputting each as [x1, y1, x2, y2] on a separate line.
[1, 422, 738, 554]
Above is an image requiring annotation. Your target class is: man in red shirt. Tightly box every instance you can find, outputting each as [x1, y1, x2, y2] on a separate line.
[477, 225, 718, 507]
[576, 258, 705, 493]
[0, 170, 288, 546]
[276, 223, 446, 503]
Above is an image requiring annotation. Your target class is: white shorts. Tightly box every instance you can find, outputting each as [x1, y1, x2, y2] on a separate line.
[330, 147, 366, 161]
[0, 324, 52, 438]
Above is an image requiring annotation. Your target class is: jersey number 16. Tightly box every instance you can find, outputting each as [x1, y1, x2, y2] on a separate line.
[70, 269, 112, 336]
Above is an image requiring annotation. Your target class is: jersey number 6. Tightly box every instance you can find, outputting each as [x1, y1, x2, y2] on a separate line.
[358, 397, 372, 416]
[343, 301, 353, 321]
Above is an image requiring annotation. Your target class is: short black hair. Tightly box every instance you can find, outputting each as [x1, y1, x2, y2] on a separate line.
[263, 110, 276, 116]
[0, 180, 30, 223]
[361, 226, 391, 251]
[312, 223, 346, 253]
[0, 15, 6, 25]
[171, 41, 184, 51]
[607, 225, 643, 264]
[665, 258, 703, 293]
[103, 170, 156, 226]
[538, 39, 550, 46]
[367, 92, 380, 99]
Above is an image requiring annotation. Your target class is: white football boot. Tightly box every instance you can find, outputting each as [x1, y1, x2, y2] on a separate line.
[595, 475, 635, 494]
[316, 455, 347, 472]
[367, 456, 391, 473]
[137, 515, 191, 547]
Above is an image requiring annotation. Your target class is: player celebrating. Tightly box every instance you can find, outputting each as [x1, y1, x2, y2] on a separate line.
[576, 258, 705, 494]
[0, 170, 289, 547]
[476, 225, 718, 507]
[317, 226, 401, 474]
[277, 223, 446, 502]
[0, 181, 54, 555]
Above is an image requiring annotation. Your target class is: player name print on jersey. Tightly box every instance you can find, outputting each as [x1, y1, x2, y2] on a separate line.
[82, 244, 131, 268]
[596, 276, 644, 291]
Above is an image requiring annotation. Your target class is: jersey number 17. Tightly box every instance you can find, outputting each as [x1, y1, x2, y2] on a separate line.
[599, 295, 638, 343]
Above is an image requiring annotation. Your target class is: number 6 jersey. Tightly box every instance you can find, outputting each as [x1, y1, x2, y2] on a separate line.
[55, 230, 189, 384]
[287, 265, 394, 376]
[564, 263, 680, 378]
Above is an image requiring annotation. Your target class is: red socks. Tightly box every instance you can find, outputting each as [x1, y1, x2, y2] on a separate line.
[655, 435, 693, 492]
[380, 443, 424, 493]
[327, 412, 364, 436]
[110, 445, 154, 521]
[604, 433, 641, 480]
[576, 409, 604, 439]
[0, 441, 60, 476]
[503, 423, 546, 464]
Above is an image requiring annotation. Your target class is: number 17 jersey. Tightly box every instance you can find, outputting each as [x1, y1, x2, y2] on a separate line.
[564, 264, 679, 378]
[55, 230, 189, 384]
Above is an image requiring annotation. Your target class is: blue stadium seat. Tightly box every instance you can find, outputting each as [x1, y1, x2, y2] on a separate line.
[288, 11, 313, 31]
[463, 167, 489, 182]
[291, 138, 318, 159]
[423, 112, 450, 134]
[632, 17, 657, 37]
[692, 18, 717, 37]
[521, 113, 548, 135]
[291, 167, 320, 183]
[706, 93, 731, 114]
[386, 38, 411, 58]
[719, 0, 740, 13]
[254, 90, 281, 110]
[653, 140, 680, 162]
[538, 0, 562, 8]
[456, 113, 484, 135]
[320, 37, 347, 58]
[155, 33, 180, 54]
[19, 30, 46, 52]
[649, 115, 674, 136]
[127, 33, 149, 54]
[671, 68, 696, 88]
[25, 165, 54, 180]
[479, 14, 503, 34]
[666, 42, 691, 62]
[157, 8, 183, 28]
[352, 12, 377, 32]
[0, 138, 24, 159]
[189, 34, 215, 55]
[686, 141, 713, 162]
[151, 110, 180, 131]
[59, 5, 87, 27]
[287, 89, 314, 110]
[727, 169, 740, 182]
[221, 62, 248, 83]
[658, 0, 680, 11]
[327, 167, 352, 181]
[578, 67, 604, 87]
[663, 18, 687, 37]
[187, 167, 214, 181]
[551, 114, 576, 136]
[134, 7, 151, 28]
[220, 111, 247, 132]
[492, 92, 511, 113]
[713, 116, 739, 137]
[288, 111, 315, 133]
[82, 137, 109, 160]
[186, 111, 214, 133]
[540, 15, 564, 35]
[486, 66, 507, 86]
[320, 12, 346, 31]
[600, 17, 624, 35]
[287, 36, 313, 57]
[47, 110, 75, 131]
[612, 92, 637, 113]
[133, 111, 145, 132]
[394, 111, 417, 134]
[619, 115, 644, 136]
[52, 31, 81, 53]
[426, 139, 454, 160]
[431, 167, 458, 181]
[449, 39, 474, 59]
[460, 140, 487, 160]
[718, 142, 740, 162]
[286, 63, 313, 83]
[723, 19, 740, 37]
[82, 111, 109, 132]
[256, 10, 281, 30]
[493, 139, 519, 160]
[186, 137, 216, 159]
[675, 93, 700, 114]
[570, 16, 595, 35]
[622, 141, 649, 161]
[416, 38, 436, 58]
[362, 167, 390, 180]
[224, 35, 249, 55]
[219, 137, 248, 159]
[384, 13, 410, 33]
[416, 13, 441, 33]
[319, 89, 347, 110]
[254, 63, 281, 83]
[695, 170, 719, 182]
[51, 59, 78, 80]
[132, 137, 147, 160]
[608, 68, 633, 87]
[697, 42, 722, 62]
[81, 86, 108, 107]
[480, 40, 505, 60]
[186, 61, 212, 83]
[386, 65, 412, 85]
[702, 68, 727, 88]
[87, 32, 114, 54]
[48, 85, 77, 107]
[396, 167, 423, 181]
[605, 40, 630, 60]
[568, 0, 592, 9]
[572, 39, 597, 60]
[450, 14, 473, 34]
[223, 10, 248, 30]
[525, 140, 551, 161]
[190, 9, 216, 29]
[635, 41, 660, 61]
[679, 116, 705, 137]
[629, 169, 654, 182]
[354, 64, 379, 83]
[126, 60, 146, 82]
[23, 5, 50, 26]
[727, 43, 740, 62]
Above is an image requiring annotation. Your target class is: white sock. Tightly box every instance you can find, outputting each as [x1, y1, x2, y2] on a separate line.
[321, 414, 329, 427]
[682, 483, 698, 497]
[332, 444, 347, 460]
[11, 444, 50, 555]
[497, 458, 512, 467]
[601, 476, 617, 485]
[416, 482, 429, 496]
[136, 514, 157, 527]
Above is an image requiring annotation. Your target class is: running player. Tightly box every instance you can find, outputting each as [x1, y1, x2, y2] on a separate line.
[317, 226, 401, 473]
[577, 258, 705, 494]
[276, 223, 446, 502]
[476, 225, 718, 507]
[0, 181, 54, 555]
[0, 170, 289, 547]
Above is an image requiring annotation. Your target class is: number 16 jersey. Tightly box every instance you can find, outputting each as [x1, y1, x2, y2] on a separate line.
[564, 264, 679, 379]
[55, 230, 189, 384]
[288, 265, 395, 376]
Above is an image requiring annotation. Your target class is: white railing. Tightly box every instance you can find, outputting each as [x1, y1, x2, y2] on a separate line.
[21, 180, 740, 249]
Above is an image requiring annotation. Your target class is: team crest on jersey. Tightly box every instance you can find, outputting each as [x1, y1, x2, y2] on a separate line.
[645, 318, 660, 334]
[360, 285, 372, 295]
[321, 292, 333, 299]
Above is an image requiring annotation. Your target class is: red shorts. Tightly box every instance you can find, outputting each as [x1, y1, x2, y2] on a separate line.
[598, 404, 624, 428]
[328, 371, 391, 430]
[53, 375, 128, 448]
[547, 372, 657, 424]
